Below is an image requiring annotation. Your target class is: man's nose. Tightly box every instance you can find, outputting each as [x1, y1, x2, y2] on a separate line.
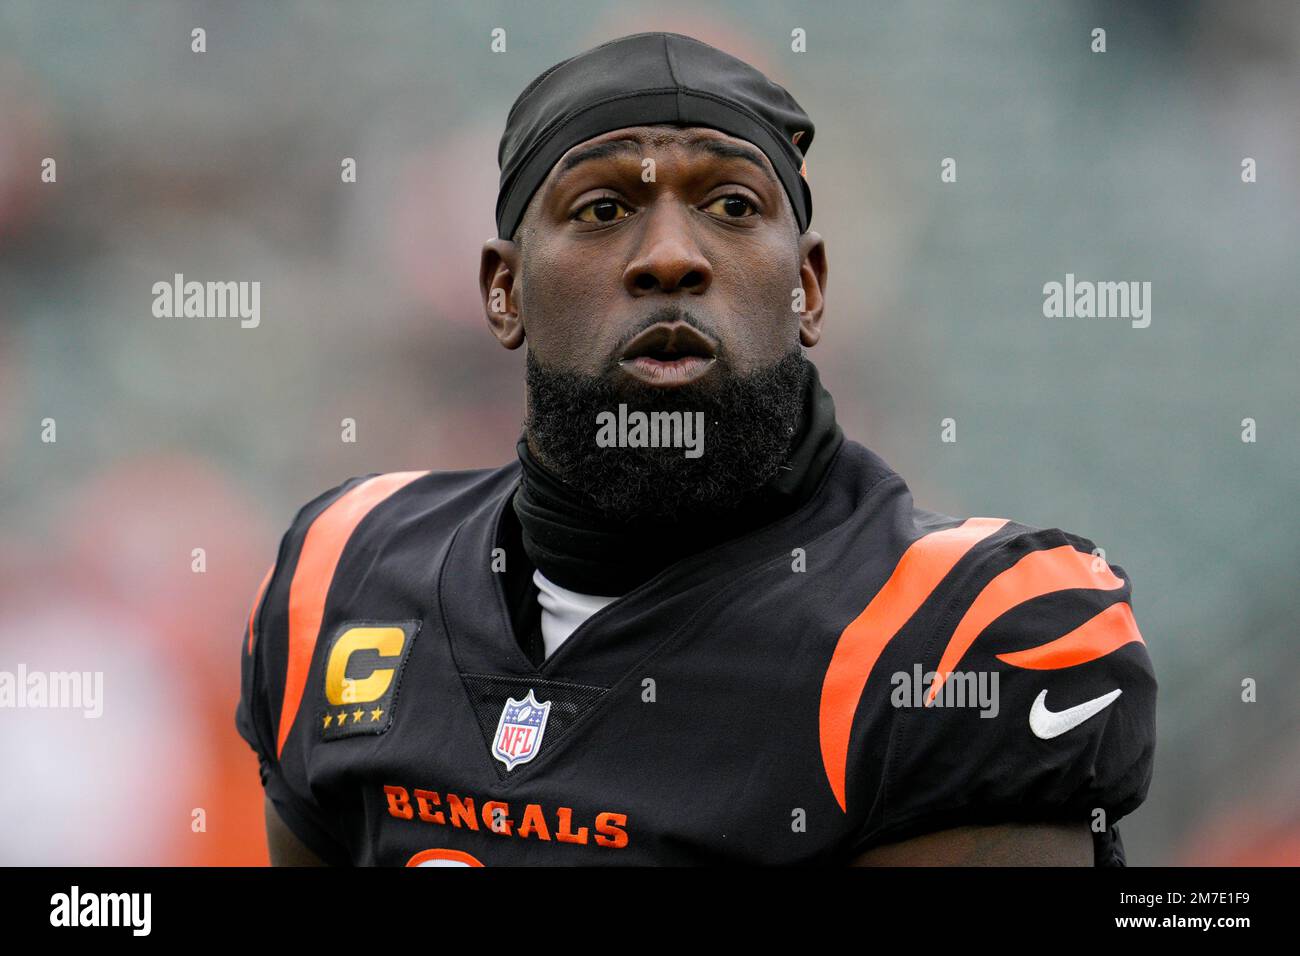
[622, 201, 713, 296]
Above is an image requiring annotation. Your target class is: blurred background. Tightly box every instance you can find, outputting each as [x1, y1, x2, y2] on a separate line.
[0, 0, 1296, 865]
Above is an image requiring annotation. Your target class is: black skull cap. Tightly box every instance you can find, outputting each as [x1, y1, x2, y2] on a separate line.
[496, 31, 814, 240]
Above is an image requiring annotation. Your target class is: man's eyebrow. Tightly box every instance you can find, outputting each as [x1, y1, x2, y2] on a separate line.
[555, 139, 644, 179]
[687, 138, 773, 178]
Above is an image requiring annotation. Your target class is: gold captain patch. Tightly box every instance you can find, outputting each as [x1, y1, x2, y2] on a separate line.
[318, 620, 420, 742]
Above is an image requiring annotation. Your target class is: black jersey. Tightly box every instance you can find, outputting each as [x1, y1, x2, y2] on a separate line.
[235, 439, 1156, 866]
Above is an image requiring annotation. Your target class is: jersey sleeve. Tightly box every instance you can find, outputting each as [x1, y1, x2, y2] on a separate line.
[235, 483, 361, 866]
[861, 527, 1157, 865]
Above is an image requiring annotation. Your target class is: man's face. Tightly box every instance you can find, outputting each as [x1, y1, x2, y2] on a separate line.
[484, 124, 826, 386]
[481, 123, 828, 517]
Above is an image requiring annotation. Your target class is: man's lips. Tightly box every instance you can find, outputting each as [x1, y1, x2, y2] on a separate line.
[616, 322, 719, 388]
[618, 354, 716, 387]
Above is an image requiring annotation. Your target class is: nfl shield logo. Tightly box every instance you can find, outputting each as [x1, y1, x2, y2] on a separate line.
[492, 689, 551, 770]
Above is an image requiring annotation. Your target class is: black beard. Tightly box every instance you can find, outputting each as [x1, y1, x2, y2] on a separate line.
[525, 347, 810, 522]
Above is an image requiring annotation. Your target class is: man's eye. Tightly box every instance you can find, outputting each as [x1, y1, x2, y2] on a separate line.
[703, 195, 756, 218]
[575, 198, 633, 223]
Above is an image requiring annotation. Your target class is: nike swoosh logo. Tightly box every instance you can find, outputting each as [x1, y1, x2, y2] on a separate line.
[1029, 688, 1122, 739]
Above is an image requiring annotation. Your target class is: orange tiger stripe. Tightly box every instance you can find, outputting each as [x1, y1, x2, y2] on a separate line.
[276, 471, 427, 758]
[819, 518, 1007, 812]
[926, 546, 1124, 704]
[996, 600, 1144, 669]
[246, 563, 275, 655]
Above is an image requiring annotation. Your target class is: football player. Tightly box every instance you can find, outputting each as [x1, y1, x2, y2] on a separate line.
[237, 32, 1156, 866]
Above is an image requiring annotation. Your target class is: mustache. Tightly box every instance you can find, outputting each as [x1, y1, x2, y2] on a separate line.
[606, 305, 727, 369]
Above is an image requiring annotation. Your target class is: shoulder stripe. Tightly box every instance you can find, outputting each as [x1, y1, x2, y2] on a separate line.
[926, 545, 1124, 704]
[245, 563, 275, 655]
[996, 600, 1144, 670]
[276, 470, 427, 758]
[819, 517, 1007, 813]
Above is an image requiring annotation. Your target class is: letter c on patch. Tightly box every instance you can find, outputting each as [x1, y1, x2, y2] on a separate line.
[325, 626, 407, 705]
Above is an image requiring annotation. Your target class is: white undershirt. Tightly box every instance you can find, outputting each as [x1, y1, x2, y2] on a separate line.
[533, 569, 620, 660]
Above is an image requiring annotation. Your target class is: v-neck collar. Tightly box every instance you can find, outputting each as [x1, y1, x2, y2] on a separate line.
[437, 438, 872, 689]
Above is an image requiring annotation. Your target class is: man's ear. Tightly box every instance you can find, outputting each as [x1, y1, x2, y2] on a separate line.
[796, 230, 827, 348]
[481, 237, 525, 350]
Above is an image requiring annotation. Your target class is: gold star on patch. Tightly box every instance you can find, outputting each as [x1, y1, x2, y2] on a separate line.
[370, 708, 383, 722]
[338, 711, 350, 724]
[352, 708, 364, 723]
[323, 714, 333, 728]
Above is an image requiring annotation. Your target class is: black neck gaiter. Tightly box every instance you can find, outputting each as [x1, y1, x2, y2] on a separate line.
[512, 360, 844, 596]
